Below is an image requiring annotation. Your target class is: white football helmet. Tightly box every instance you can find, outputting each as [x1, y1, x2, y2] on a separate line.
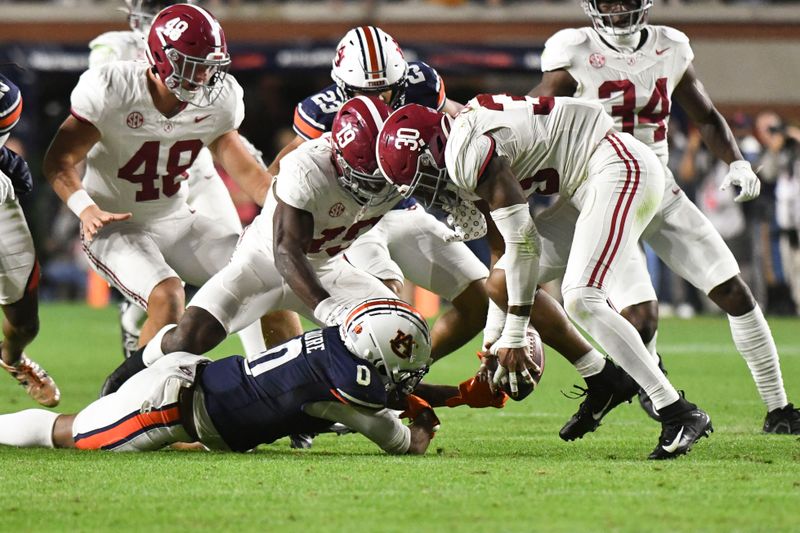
[124, 0, 185, 36]
[581, 0, 653, 36]
[340, 298, 432, 394]
[331, 26, 409, 108]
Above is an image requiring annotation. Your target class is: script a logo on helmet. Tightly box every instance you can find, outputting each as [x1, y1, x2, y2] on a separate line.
[389, 329, 415, 359]
[333, 45, 346, 67]
[162, 17, 189, 41]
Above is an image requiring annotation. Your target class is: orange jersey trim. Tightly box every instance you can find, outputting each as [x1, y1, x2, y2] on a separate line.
[75, 405, 181, 450]
[436, 76, 447, 110]
[0, 98, 22, 131]
[293, 108, 324, 140]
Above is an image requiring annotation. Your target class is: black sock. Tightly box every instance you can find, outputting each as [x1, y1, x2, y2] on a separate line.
[657, 396, 696, 421]
[99, 347, 146, 397]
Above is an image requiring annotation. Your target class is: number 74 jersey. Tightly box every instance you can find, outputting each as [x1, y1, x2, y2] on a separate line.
[541, 25, 694, 166]
[70, 61, 244, 219]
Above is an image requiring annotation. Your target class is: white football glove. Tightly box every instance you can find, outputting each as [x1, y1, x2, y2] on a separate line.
[720, 160, 761, 203]
[313, 297, 351, 327]
[481, 298, 506, 352]
[0, 169, 15, 204]
[441, 200, 487, 243]
[489, 314, 535, 397]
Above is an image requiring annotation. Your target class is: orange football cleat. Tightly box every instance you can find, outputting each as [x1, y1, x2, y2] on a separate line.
[1, 354, 60, 407]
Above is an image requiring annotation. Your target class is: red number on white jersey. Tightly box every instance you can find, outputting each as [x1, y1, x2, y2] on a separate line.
[598, 77, 670, 143]
[117, 140, 203, 202]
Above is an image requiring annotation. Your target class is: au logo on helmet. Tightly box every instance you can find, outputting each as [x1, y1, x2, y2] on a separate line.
[389, 329, 415, 359]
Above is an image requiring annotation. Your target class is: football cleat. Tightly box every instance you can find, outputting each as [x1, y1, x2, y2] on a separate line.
[648, 405, 712, 460]
[763, 403, 800, 435]
[289, 433, 316, 449]
[559, 359, 639, 441]
[1, 353, 60, 407]
[119, 300, 143, 360]
[637, 354, 668, 422]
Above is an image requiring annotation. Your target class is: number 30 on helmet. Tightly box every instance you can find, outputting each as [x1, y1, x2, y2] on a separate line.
[146, 3, 230, 107]
[340, 298, 432, 395]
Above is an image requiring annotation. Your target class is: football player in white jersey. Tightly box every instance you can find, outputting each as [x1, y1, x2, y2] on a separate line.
[0, 73, 60, 407]
[529, 0, 799, 433]
[377, 97, 713, 459]
[269, 26, 611, 377]
[44, 4, 272, 354]
[89, 0, 295, 358]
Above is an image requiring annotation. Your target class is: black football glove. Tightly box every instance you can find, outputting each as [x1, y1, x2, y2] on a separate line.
[0, 146, 33, 196]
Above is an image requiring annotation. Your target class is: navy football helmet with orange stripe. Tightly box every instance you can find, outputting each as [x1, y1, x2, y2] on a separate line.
[331, 26, 409, 109]
[341, 298, 431, 395]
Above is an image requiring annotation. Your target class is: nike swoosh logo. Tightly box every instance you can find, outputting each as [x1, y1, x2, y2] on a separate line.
[661, 426, 685, 453]
[194, 114, 212, 123]
[592, 395, 614, 420]
[656, 48, 671, 55]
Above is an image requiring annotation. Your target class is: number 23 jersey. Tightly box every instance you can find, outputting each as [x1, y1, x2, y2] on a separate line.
[541, 25, 693, 166]
[70, 61, 244, 219]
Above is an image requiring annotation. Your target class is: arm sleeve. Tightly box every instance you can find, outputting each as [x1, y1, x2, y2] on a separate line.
[304, 401, 411, 454]
[490, 203, 540, 307]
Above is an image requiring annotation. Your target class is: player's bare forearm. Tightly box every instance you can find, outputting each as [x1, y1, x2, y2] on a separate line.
[696, 110, 743, 165]
[43, 115, 99, 203]
[273, 201, 330, 310]
[412, 382, 459, 408]
[210, 130, 272, 206]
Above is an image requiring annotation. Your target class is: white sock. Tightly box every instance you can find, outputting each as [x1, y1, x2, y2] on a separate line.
[728, 306, 788, 412]
[143, 324, 176, 367]
[573, 349, 606, 378]
[644, 330, 659, 362]
[237, 320, 267, 357]
[564, 286, 679, 409]
[0, 409, 58, 448]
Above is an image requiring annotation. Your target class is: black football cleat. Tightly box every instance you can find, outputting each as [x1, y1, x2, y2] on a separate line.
[637, 354, 668, 422]
[289, 433, 316, 449]
[648, 405, 712, 460]
[763, 403, 800, 434]
[99, 348, 146, 397]
[559, 359, 639, 441]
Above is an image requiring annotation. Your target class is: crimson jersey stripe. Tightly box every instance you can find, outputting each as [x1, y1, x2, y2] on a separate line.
[587, 134, 640, 289]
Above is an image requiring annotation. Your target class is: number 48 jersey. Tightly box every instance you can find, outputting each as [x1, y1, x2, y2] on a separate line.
[446, 95, 613, 200]
[541, 26, 694, 166]
[70, 61, 244, 219]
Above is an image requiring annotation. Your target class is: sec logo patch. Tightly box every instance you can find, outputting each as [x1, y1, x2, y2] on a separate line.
[329, 202, 345, 217]
[126, 111, 144, 129]
[588, 53, 605, 69]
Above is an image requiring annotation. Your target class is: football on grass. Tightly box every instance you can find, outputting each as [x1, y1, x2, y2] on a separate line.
[486, 326, 545, 401]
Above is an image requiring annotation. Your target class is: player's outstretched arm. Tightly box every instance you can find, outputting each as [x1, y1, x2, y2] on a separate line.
[210, 130, 272, 206]
[43, 115, 131, 241]
[273, 197, 340, 324]
[673, 64, 760, 202]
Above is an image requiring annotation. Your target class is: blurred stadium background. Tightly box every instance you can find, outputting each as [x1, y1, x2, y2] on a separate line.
[1, 0, 800, 317]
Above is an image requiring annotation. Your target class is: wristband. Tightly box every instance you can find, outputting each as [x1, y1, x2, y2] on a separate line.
[500, 313, 530, 346]
[67, 189, 96, 217]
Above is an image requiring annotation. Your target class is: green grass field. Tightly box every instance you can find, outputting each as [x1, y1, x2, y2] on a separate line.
[0, 304, 798, 532]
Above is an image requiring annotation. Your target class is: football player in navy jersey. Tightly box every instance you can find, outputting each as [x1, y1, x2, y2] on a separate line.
[0, 73, 61, 407]
[0, 300, 450, 454]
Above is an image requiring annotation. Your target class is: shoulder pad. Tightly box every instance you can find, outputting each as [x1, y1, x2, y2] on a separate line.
[655, 25, 691, 45]
[544, 28, 589, 49]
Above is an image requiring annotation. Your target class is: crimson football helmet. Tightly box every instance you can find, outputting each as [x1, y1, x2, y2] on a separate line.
[340, 298, 431, 395]
[376, 103, 455, 209]
[331, 95, 397, 207]
[331, 26, 409, 109]
[146, 3, 230, 107]
[582, 0, 653, 36]
[124, 0, 184, 36]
